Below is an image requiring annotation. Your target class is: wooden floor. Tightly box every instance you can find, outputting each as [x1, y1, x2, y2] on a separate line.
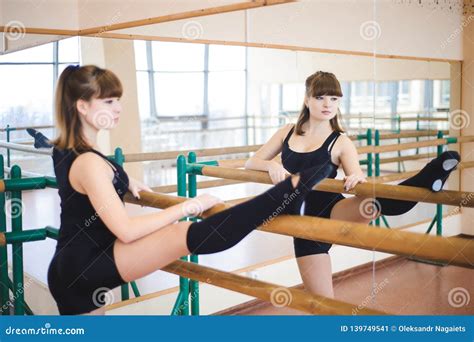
[219, 256, 474, 315]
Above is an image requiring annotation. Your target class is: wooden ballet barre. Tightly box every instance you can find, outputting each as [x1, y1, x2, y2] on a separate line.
[370, 171, 419, 184]
[216, 158, 248, 168]
[459, 161, 474, 170]
[378, 152, 435, 164]
[190, 165, 474, 208]
[124, 192, 474, 268]
[121, 131, 454, 163]
[124, 145, 262, 163]
[398, 117, 449, 122]
[152, 179, 243, 193]
[162, 260, 385, 315]
[368, 130, 449, 140]
[357, 136, 474, 154]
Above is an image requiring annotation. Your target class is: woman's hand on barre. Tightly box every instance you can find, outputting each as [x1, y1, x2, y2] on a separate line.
[268, 161, 290, 184]
[182, 194, 223, 217]
[128, 177, 153, 199]
[343, 173, 367, 191]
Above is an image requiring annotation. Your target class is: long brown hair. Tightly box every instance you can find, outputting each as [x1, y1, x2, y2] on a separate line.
[295, 71, 344, 135]
[52, 65, 123, 153]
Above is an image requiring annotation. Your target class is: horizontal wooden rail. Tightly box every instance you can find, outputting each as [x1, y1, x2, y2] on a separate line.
[124, 145, 262, 163]
[122, 134, 470, 163]
[195, 166, 473, 207]
[124, 191, 474, 268]
[379, 153, 435, 164]
[152, 179, 243, 193]
[162, 260, 384, 315]
[357, 136, 474, 154]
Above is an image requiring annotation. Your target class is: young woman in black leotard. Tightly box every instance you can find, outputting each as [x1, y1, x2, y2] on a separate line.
[245, 71, 460, 298]
[47, 65, 335, 315]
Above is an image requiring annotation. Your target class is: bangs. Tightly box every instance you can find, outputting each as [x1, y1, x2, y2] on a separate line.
[94, 69, 123, 99]
[309, 75, 343, 97]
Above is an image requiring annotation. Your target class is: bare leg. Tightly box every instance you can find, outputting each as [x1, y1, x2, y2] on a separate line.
[330, 196, 379, 224]
[296, 196, 377, 297]
[114, 175, 304, 282]
[296, 254, 334, 298]
[114, 221, 192, 282]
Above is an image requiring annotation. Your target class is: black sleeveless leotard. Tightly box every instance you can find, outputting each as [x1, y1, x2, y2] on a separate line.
[281, 126, 345, 257]
[47, 148, 128, 315]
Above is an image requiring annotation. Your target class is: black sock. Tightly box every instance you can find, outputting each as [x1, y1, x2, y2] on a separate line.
[26, 128, 52, 149]
[377, 151, 460, 216]
[186, 162, 333, 254]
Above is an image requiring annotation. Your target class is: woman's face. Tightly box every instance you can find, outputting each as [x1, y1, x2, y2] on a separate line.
[305, 95, 341, 121]
[79, 97, 122, 130]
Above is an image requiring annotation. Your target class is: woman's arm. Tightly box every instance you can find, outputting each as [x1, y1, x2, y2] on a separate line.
[70, 153, 220, 243]
[245, 124, 291, 171]
[245, 124, 292, 183]
[337, 135, 367, 191]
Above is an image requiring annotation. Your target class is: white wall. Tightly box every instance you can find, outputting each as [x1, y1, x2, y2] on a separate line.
[1, 1, 465, 60]
[115, 0, 464, 60]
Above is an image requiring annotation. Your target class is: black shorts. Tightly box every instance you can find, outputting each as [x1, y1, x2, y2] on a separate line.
[293, 190, 345, 258]
[47, 241, 124, 315]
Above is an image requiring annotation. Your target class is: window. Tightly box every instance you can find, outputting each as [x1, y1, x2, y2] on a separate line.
[0, 37, 80, 129]
[134, 40, 247, 151]
[0, 37, 79, 175]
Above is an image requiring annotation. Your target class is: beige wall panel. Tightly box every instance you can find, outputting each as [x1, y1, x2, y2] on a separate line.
[1, 0, 79, 29]
[114, 10, 247, 42]
[78, 0, 246, 28]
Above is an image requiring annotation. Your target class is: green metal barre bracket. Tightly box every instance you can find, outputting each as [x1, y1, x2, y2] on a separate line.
[10, 165, 25, 315]
[381, 216, 390, 228]
[112, 147, 130, 301]
[3, 177, 46, 192]
[45, 177, 58, 189]
[374, 130, 381, 227]
[188, 152, 200, 316]
[445, 137, 457, 144]
[186, 163, 205, 176]
[45, 226, 59, 240]
[172, 154, 190, 315]
[425, 215, 437, 235]
[130, 281, 141, 298]
[1, 226, 59, 245]
[3, 229, 47, 245]
[6, 278, 33, 315]
[0, 155, 9, 315]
